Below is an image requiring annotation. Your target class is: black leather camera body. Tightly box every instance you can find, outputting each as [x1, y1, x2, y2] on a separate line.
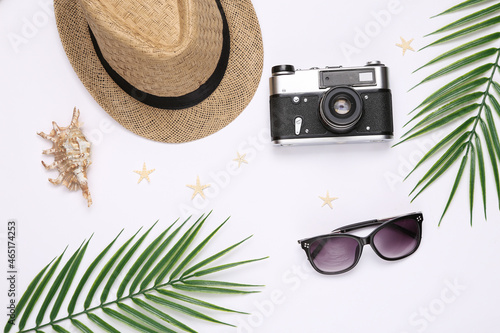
[269, 62, 393, 145]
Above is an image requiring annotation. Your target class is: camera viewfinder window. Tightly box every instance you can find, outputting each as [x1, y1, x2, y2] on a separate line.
[359, 72, 374, 82]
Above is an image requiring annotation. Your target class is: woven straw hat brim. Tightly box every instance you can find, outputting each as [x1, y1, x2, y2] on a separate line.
[54, 0, 264, 143]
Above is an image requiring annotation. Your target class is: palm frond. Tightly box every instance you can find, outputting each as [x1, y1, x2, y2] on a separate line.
[431, 0, 494, 18]
[400, 0, 500, 224]
[4, 214, 267, 333]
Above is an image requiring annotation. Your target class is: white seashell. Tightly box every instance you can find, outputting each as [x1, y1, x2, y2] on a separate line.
[38, 107, 92, 206]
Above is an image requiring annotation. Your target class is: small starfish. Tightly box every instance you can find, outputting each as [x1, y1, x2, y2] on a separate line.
[319, 191, 338, 209]
[233, 152, 249, 168]
[187, 176, 211, 200]
[396, 37, 415, 56]
[133, 162, 155, 184]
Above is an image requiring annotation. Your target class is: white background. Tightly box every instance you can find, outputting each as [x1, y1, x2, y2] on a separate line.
[1, 0, 499, 332]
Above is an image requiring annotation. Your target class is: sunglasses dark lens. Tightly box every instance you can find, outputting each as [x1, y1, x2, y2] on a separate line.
[309, 236, 360, 273]
[372, 218, 420, 259]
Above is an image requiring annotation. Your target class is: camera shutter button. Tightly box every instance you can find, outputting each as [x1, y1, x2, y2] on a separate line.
[272, 65, 295, 75]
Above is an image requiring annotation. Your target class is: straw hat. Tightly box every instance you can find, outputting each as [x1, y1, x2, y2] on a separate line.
[54, 0, 263, 143]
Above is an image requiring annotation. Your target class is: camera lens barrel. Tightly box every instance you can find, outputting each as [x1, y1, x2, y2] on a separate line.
[320, 87, 363, 133]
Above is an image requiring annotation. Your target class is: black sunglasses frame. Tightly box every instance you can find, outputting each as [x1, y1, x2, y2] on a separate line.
[298, 212, 423, 275]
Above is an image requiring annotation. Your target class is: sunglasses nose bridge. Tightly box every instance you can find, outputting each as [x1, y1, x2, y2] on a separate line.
[360, 236, 370, 246]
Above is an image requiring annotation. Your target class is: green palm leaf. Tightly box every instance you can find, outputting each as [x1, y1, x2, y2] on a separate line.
[431, 0, 492, 17]
[427, 2, 500, 35]
[168, 217, 229, 282]
[480, 118, 500, 207]
[4, 214, 266, 332]
[84, 229, 141, 309]
[39, 243, 84, 325]
[403, 92, 482, 129]
[180, 235, 253, 279]
[142, 215, 204, 290]
[400, 105, 478, 142]
[86, 314, 119, 333]
[133, 218, 187, 293]
[18, 251, 66, 330]
[4, 261, 54, 333]
[116, 303, 175, 333]
[68, 231, 122, 315]
[117, 221, 170, 299]
[411, 65, 492, 112]
[131, 298, 197, 333]
[100, 225, 153, 304]
[421, 16, 500, 50]
[144, 294, 233, 327]
[404, 119, 475, 180]
[413, 33, 500, 73]
[469, 144, 477, 224]
[171, 284, 260, 295]
[187, 257, 269, 278]
[101, 308, 156, 333]
[50, 325, 69, 333]
[474, 133, 488, 218]
[410, 139, 469, 199]
[153, 289, 248, 314]
[400, 0, 500, 224]
[410, 48, 497, 90]
[70, 319, 93, 333]
[438, 151, 470, 225]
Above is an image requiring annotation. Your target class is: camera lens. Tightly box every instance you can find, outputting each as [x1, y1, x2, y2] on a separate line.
[320, 87, 363, 132]
[333, 98, 351, 115]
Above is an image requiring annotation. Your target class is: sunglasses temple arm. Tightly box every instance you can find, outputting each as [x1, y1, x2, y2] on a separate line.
[298, 238, 329, 261]
[392, 222, 419, 238]
[309, 238, 327, 260]
[332, 217, 419, 238]
[331, 219, 381, 233]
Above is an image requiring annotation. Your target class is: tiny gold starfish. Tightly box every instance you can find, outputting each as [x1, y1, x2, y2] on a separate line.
[187, 175, 211, 200]
[396, 37, 415, 56]
[233, 152, 248, 168]
[319, 191, 338, 209]
[133, 162, 155, 184]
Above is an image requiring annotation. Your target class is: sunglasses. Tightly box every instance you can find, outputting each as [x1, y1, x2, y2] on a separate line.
[298, 212, 423, 274]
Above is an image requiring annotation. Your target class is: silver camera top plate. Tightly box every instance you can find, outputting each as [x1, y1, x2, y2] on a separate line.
[270, 63, 389, 96]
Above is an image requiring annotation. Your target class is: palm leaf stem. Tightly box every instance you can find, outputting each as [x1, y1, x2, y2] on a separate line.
[19, 284, 193, 331]
[462, 48, 500, 142]
[412, 48, 499, 161]
[412, 48, 500, 221]
[21, 258, 263, 333]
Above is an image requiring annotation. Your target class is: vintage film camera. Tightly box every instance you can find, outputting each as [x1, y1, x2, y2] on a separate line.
[269, 61, 393, 145]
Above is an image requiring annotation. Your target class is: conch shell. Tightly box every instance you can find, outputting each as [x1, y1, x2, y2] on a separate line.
[38, 108, 92, 206]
